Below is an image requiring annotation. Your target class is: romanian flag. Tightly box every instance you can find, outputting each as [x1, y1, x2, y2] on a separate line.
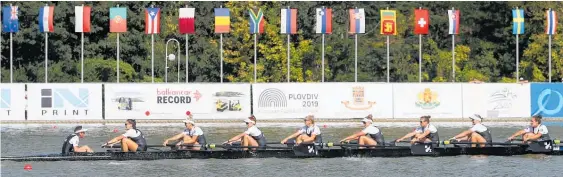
[546, 9, 557, 35]
[380, 10, 397, 35]
[249, 8, 265, 34]
[349, 8, 365, 34]
[215, 8, 230, 33]
[280, 8, 297, 34]
[110, 7, 127, 33]
[512, 9, 524, 35]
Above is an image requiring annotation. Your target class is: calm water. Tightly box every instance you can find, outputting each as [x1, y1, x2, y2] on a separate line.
[1, 122, 562, 177]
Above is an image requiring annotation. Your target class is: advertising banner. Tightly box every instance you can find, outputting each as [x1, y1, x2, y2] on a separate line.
[462, 83, 531, 118]
[104, 84, 251, 120]
[27, 84, 103, 120]
[252, 83, 393, 119]
[0, 84, 26, 120]
[531, 83, 563, 118]
[393, 83, 462, 118]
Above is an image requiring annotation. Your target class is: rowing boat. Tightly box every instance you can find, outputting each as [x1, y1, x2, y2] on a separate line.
[2, 140, 561, 161]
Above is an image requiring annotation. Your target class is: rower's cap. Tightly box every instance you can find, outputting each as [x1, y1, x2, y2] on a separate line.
[244, 115, 256, 124]
[365, 114, 373, 120]
[361, 118, 373, 123]
[303, 115, 314, 121]
[74, 126, 88, 133]
[183, 119, 195, 125]
[243, 118, 256, 124]
[469, 114, 483, 121]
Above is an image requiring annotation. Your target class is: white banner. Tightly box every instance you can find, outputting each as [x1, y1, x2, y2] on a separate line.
[104, 84, 251, 120]
[393, 83, 463, 118]
[0, 84, 26, 120]
[462, 83, 531, 118]
[27, 84, 103, 120]
[252, 83, 393, 119]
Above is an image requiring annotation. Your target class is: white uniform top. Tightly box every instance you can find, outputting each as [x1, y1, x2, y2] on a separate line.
[122, 129, 142, 138]
[298, 125, 321, 135]
[183, 127, 204, 136]
[68, 136, 79, 146]
[362, 126, 380, 134]
[415, 124, 438, 133]
[244, 126, 262, 137]
[524, 124, 548, 134]
[470, 124, 488, 133]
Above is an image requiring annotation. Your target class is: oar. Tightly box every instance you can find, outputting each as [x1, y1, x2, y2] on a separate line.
[442, 140, 523, 146]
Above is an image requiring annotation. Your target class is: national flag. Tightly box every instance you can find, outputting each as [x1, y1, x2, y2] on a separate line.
[349, 8, 365, 34]
[145, 8, 160, 34]
[512, 9, 525, 35]
[110, 7, 127, 33]
[249, 8, 265, 34]
[316, 8, 332, 34]
[380, 10, 397, 35]
[179, 8, 195, 34]
[214, 8, 230, 33]
[414, 9, 429, 35]
[2, 6, 19, 32]
[39, 6, 55, 33]
[280, 8, 297, 34]
[448, 10, 460, 35]
[75, 6, 91, 33]
[546, 9, 557, 35]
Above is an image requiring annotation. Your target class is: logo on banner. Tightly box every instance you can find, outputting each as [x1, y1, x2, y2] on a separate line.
[41, 88, 90, 116]
[341, 86, 376, 110]
[214, 91, 244, 112]
[156, 88, 201, 104]
[533, 88, 563, 116]
[1, 89, 13, 116]
[415, 88, 440, 109]
[488, 88, 517, 111]
[258, 88, 287, 108]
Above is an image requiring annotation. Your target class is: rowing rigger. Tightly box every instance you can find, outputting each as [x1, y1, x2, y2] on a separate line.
[2, 139, 561, 161]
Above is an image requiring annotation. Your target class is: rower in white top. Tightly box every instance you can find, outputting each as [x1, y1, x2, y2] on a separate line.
[103, 119, 147, 152]
[225, 115, 267, 150]
[451, 114, 492, 147]
[507, 115, 550, 142]
[281, 115, 322, 145]
[163, 112, 207, 150]
[396, 115, 439, 144]
[62, 126, 94, 154]
[340, 116, 385, 148]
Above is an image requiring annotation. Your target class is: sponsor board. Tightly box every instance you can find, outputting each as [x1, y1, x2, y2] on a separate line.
[104, 84, 251, 119]
[0, 84, 26, 120]
[462, 83, 531, 118]
[252, 83, 393, 119]
[531, 83, 563, 118]
[27, 84, 103, 120]
[393, 83, 462, 118]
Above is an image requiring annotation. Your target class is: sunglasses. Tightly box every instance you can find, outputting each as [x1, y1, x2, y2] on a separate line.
[245, 122, 250, 125]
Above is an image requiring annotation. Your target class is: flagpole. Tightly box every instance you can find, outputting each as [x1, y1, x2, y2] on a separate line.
[117, 33, 120, 83]
[516, 34, 519, 82]
[10, 33, 12, 83]
[287, 6, 291, 82]
[386, 7, 390, 83]
[254, 33, 257, 83]
[353, 7, 358, 83]
[177, 40, 180, 83]
[80, 4, 84, 83]
[549, 34, 552, 83]
[451, 7, 456, 83]
[322, 6, 325, 83]
[186, 34, 189, 83]
[418, 7, 422, 83]
[220, 33, 223, 83]
[45, 31, 48, 83]
[0, 1, 2, 83]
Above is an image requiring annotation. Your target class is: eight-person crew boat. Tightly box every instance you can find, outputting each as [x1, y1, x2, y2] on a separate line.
[224, 115, 267, 150]
[103, 119, 147, 152]
[340, 116, 385, 148]
[395, 115, 439, 144]
[507, 115, 550, 142]
[163, 112, 207, 150]
[62, 126, 94, 154]
[281, 115, 322, 145]
[450, 114, 492, 147]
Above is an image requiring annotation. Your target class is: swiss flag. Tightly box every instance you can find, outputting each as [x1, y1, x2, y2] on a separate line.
[414, 9, 429, 35]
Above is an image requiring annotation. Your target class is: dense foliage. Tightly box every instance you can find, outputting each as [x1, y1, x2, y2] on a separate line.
[1, 1, 562, 83]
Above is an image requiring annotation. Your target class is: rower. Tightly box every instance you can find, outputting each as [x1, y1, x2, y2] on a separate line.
[225, 115, 267, 150]
[280, 115, 322, 145]
[103, 119, 147, 152]
[163, 114, 206, 150]
[340, 117, 385, 148]
[62, 126, 94, 154]
[507, 115, 550, 142]
[450, 114, 492, 147]
[395, 115, 439, 144]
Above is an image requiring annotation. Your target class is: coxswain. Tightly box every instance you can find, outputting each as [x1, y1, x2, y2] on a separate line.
[62, 126, 94, 154]
[103, 119, 147, 152]
[395, 115, 439, 144]
[450, 114, 492, 147]
[507, 115, 550, 142]
[225, 115, 267, 150]
[280, 115, 322, 145]
[340, 117, 385, 148]
[163, 113, 207, 150]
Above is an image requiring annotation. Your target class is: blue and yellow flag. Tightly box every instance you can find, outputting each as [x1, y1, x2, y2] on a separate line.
[512, 9, 524, 35]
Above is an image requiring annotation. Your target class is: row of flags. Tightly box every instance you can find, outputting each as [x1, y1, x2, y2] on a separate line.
[1, 6, 560, 36]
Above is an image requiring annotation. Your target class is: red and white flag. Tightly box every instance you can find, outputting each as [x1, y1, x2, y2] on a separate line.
[75, 6, 91, 33]
[179, 8, 195, 34]
[145, 8, 160, 34]
[414, 9, 429, 35]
